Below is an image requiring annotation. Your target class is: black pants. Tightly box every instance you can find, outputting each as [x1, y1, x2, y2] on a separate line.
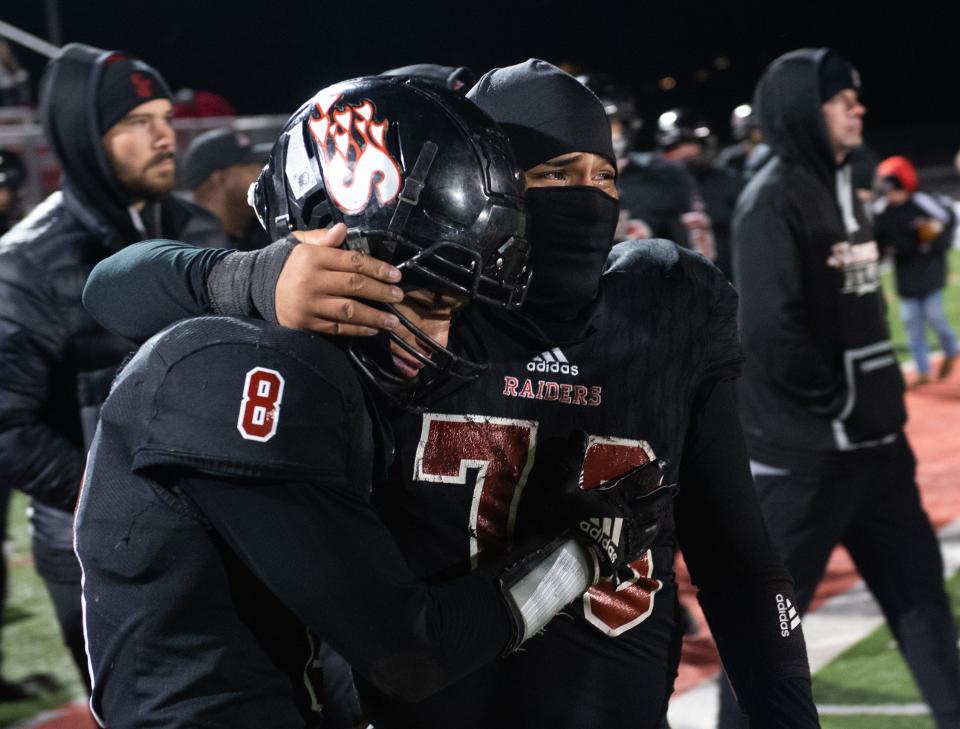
[0, 483, 10, 673]
[718, 437, 960, 729]
[30, 503, 91, 694]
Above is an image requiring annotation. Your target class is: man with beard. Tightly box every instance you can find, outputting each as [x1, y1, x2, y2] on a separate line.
[83, 62, 819, 727]
[0, 44, 224, 690]
[721, 48, 960, 728]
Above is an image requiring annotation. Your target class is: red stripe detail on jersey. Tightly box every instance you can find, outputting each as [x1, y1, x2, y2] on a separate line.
[581, 436, 663, 636]
[415, 415, 537, 568]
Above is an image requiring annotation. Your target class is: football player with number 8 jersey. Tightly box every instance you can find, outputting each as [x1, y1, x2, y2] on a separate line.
[83, 64, 821, 728]
[74, 77, 673, 729]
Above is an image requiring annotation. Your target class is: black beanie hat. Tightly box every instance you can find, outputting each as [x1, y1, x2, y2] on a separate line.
[467, 59, 614, 171]
[97, 52, 172, 134]
[819, 51, 860, 103]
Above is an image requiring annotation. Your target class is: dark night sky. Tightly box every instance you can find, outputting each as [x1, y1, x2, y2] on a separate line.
[7, 0, 960, 140]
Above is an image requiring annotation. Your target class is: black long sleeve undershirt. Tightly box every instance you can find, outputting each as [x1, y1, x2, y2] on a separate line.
[83, 239, 228, 340]
[179, 475, 513, 703]
[679, 379, 819, 728]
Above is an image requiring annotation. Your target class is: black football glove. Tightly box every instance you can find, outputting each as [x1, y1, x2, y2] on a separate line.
[529, 431, 677, 584]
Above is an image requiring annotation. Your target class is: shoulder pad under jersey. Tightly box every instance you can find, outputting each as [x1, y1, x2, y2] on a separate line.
[605, 238, 681, 275]
[109, 316, 369, 484]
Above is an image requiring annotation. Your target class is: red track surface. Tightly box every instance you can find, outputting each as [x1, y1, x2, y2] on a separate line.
[20, 367, 960, 729]
[674, 364, 960, 693]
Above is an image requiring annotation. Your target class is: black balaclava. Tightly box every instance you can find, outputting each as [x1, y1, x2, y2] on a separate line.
[468, 59, 619, 327]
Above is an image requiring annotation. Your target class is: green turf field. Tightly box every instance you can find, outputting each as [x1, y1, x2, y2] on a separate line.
[0, 491, 85, 726]
[884, 248, 960, 363]
[811, 569, 960, 727]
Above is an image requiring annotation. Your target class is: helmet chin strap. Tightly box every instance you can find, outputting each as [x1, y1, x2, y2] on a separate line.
[388, 140, 438, 235]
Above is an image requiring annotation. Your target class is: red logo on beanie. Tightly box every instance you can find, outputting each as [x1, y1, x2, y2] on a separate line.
[130, 72, 153, 99]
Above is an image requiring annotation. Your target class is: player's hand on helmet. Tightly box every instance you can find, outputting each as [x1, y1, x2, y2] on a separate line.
[277, 223, 406, 336]
[530, 431, 677, 585]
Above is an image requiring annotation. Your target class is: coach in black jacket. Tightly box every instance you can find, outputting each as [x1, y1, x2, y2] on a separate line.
[717, 47, 960, 729]
[0, 44, 225, 689]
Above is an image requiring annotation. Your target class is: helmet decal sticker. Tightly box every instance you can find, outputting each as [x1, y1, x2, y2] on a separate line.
[309, 94, 402, 214]
[284, 125, 317, 201]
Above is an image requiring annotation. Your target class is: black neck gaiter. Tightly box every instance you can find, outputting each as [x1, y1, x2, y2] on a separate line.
[523, 186, 620, 321]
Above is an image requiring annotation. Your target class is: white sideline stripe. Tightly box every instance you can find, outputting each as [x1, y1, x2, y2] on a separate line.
[817, 703, 930, 715]
[666, 517, 960, 729]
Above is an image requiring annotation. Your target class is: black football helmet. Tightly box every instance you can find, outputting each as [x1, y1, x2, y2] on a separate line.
[655, 108, 712, 150]
[730, 103, 757, 142]
[251, 76, 530, 409]
[0, 149, 26, 191]
[380, 64, 477, 94]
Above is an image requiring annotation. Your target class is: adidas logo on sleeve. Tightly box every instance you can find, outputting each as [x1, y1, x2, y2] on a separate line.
[776, 594, 801, 637]
[527, 347, 579, 376]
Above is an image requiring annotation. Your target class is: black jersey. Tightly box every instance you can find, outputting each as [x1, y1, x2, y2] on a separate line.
[75, 316, 513, 729]
[365, 240, 741, 728]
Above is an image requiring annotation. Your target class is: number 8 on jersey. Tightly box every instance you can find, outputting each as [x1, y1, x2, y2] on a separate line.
[238, 367, 285, 442]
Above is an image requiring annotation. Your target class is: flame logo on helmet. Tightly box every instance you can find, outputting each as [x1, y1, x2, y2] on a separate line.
[308, 94, 402, 214]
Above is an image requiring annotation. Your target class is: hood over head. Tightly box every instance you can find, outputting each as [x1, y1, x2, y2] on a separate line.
[753, 48, 860, 184]
[39, 43, 172, 243]
[467, 59, 614, 171]
[466, 59, 619, 341]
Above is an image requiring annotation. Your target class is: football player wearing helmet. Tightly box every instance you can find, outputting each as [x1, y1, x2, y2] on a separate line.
[83, 64, 819, 728]
[75, 76, 673, 729]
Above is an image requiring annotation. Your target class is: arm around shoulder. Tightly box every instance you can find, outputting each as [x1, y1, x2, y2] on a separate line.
[83, 239, 231, 341]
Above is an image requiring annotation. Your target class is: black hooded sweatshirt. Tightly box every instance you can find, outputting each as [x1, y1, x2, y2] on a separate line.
[733, 49, 905, 474]
[0, 44, 225, 521]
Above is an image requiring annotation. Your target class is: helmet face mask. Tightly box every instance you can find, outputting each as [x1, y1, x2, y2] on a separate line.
[251, 76, 530, 410]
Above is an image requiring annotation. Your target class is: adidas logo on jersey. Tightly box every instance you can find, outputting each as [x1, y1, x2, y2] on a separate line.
[527, 348, 579, 376]
[776, 593, 801, 637]
[580, 517, 623, 566]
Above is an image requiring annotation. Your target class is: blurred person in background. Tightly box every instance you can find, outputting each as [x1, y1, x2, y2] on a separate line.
[657, 108, 742, 281]
[0, 43, 224, 694]
[171, 87, 237, 118]
[848, 144, 880, 208]
[722, 47, 960, 728]
[0, 40, 30, 107]
[873, 154, 957, 385]
[0, 148, 35, 703]
[717, 103, 762, 178]
[0, 149, 26, 235]
[573, 73, 698, 247]
[180, 127, 269, 250]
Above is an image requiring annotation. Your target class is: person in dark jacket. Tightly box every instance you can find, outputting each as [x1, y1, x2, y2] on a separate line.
[719, 48, 960, 729]
[179, 127, 270, 251]
[0, 43, 225, 691]
[656, 109, 743, 281]
[616, 150, 693, 245]
[873, 155, 957, 384]
[717, 103, 762, 179]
